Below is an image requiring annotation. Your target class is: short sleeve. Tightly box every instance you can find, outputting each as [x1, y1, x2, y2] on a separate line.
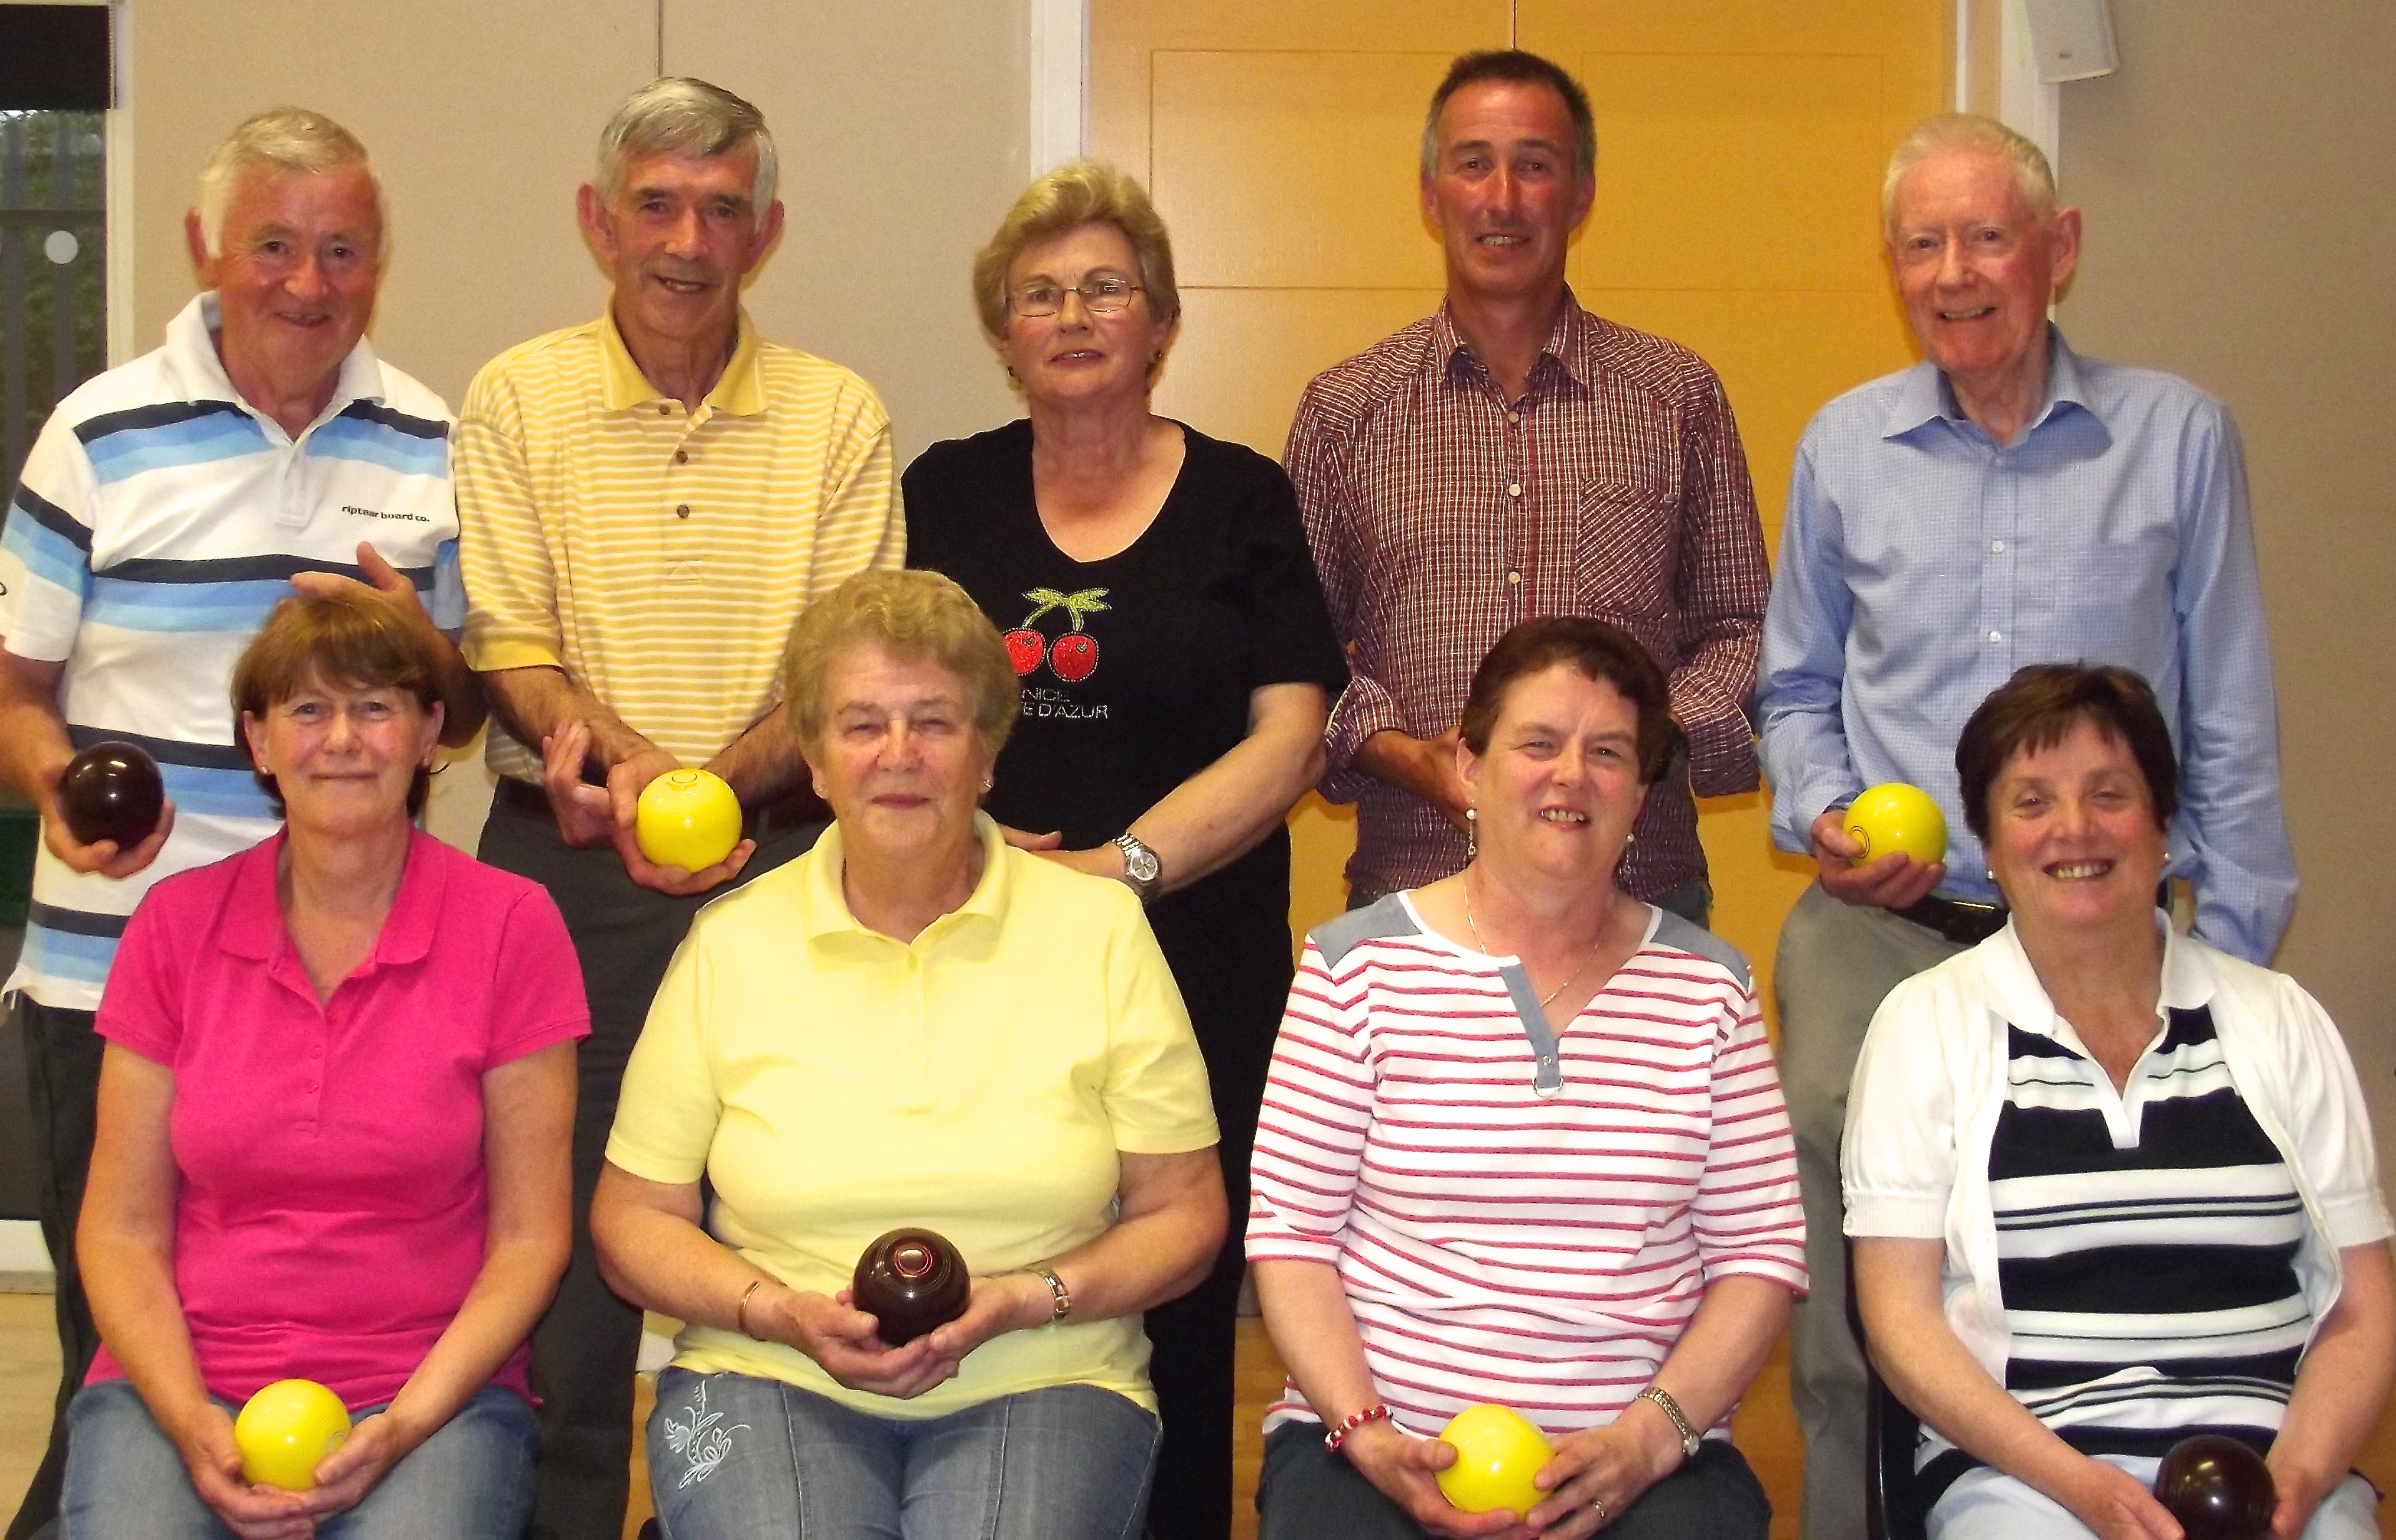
[1097, 895, 1219, 1155]
[1841, 975, 1964, 1239]
[2255, 972, 2393, 1250]
[484, 885, 590, 1067]
[91, 884, 189, 1066]
[1245, 942, 1376, 1265]
[1225, 450, 1351, 696]
[604, 921, 728, 1186]
[1691, 982, 1808, 1291]
[452, 360, 563, 674]
[0, 410, 101, 660]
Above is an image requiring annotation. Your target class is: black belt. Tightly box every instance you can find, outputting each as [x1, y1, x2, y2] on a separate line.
[492, 776, 824, 840]
[1893, 892, 2009, 947]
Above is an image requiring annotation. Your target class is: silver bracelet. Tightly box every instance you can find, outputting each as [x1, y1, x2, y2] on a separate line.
[1029, 1263, 1071, 1323]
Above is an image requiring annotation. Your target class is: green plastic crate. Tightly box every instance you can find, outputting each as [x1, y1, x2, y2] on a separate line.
[0, 805, 35, 930]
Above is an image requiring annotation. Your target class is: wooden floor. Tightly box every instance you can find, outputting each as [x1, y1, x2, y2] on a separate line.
[2, 1293, 2389, 1540]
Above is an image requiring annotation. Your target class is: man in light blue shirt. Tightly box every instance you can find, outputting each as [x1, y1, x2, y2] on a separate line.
[1755, 113, 2297, 1540]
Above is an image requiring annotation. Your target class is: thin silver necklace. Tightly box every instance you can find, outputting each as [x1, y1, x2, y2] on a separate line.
[1462, 865, 1605, 1009]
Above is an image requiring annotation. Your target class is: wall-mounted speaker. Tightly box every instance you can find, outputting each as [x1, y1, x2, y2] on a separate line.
[2021, 0, 2119, 83]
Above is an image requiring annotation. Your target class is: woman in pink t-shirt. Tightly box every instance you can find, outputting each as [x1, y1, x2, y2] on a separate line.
[62, 588, 588, 1539]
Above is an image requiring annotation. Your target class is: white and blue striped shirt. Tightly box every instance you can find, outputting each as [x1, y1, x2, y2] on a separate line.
[1756, 329, 2295, 962]
[0, 292, 460, 1010]
[1914, 1004, 2307, 1508]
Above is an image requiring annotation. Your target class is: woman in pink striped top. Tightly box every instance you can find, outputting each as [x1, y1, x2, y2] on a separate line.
[1247, 616, 1806, 1539]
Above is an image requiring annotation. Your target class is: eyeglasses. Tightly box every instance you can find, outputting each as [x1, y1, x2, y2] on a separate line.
[1007, 278, 1145, 317]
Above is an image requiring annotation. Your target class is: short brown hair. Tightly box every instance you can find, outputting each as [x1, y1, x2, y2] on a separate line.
[971, 160, 1180, 368]
[1423, 51, 1597, 182]
[1954, 663, 2178, 842]
[782, 569, 1019, 756]
[1458, 616, 1673, 784]
[230, 591, 447, 817]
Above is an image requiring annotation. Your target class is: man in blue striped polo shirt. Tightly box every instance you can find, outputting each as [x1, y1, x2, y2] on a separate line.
[0, 107, 480, 1538]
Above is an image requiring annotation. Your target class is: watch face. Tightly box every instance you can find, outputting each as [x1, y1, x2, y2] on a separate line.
[1126, 847, 1161, 882]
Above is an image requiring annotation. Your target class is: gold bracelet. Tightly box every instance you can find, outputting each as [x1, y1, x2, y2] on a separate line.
[735, 1278, 768, 1340]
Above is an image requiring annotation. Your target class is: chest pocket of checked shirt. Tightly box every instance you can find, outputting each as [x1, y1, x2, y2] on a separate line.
[1572, 475, 1678, 624]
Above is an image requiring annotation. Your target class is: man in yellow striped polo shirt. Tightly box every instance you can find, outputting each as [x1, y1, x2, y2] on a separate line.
[452, 77, 900, 1540]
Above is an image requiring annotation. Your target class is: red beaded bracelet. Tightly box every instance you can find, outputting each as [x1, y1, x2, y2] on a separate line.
[1323, 1403, 1393, 1452]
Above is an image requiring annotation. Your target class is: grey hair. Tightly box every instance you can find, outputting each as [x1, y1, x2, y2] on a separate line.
[596, 77, 778, 214]
[195, 108, 382, 258]
[1883, 113, 2058, 237]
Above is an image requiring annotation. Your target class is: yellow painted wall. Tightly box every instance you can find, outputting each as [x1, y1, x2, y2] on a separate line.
[1093, 1, 1947, 1022]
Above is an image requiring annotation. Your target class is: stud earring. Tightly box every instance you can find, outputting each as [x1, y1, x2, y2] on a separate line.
[1464, 805, 1477, 863]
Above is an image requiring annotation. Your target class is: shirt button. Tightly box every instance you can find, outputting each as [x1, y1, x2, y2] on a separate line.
[1991, 539, 2005, 553]
[1507, 410, 1522, 425]
[674, 449, 688, 465]
[1507, 570, 1522, 585]
[309, 1044, 322, 1059]
[657, 403, 671, 417]
[1988, 629, 2003, 643]
[1507, 482, 1523, 498]
[675, 504, 691, 519]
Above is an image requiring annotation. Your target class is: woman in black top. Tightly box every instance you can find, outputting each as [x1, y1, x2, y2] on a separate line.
[905, 160, 1348, 1540]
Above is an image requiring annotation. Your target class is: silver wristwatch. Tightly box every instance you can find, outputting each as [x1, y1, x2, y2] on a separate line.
[1638, 1385, 1703, 1459]
[1112, 833, 1163, 904]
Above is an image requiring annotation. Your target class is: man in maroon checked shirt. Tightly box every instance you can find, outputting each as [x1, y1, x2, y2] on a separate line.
[1285, 49, 1769, 922]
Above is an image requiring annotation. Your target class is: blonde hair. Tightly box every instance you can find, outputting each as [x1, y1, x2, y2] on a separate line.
[596, 77, 777, 213]
[783, 570, 1019, 755]
[971, 160, 1180, 348]
[1883, 113, 2058, 237]
[196, 108, 381, 258]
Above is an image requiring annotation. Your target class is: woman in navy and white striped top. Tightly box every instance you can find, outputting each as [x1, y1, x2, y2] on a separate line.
[1249, 617, 1806, 1540]
[1847, 664, 2394, 1539]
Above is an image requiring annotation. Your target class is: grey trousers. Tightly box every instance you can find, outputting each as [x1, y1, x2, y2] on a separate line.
[7, 997, 103, 1540]
[477, 794, 824, 1540]
[1257, 1424, 1770, 1540]
[1772, 884, 1964, 1540]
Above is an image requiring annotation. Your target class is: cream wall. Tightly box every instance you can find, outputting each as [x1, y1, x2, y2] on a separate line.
[124, 0, 1026, 462]
[2056, 2, 2396, 1180]
[119, 0, 1032, 847]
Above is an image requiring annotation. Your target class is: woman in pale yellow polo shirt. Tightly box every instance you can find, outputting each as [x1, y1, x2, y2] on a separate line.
[589, 567, 1227, 1539]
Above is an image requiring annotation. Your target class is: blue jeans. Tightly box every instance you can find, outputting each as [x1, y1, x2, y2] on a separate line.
[59, 1378, 538, 1539]
[647, 1368, 1161, 1539]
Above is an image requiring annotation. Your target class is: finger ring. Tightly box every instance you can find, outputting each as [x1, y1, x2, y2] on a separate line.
[1591, 1496, 1608, 1524]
